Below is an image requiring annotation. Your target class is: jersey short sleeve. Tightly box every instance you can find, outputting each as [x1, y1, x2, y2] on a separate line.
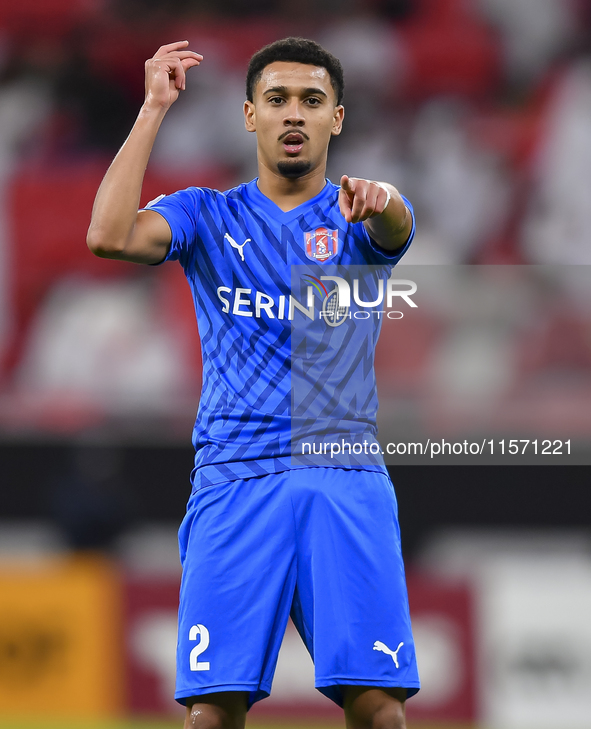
[142, 187, 204, 266]
[365, 194, 416, 264]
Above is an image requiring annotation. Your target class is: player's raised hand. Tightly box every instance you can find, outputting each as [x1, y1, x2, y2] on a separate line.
[144, 41, 203, 111]
[339, 175, 391, 224]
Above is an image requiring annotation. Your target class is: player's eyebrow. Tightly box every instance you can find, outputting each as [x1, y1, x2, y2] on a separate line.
[263, 86, 328, 98]
[302, 87, 328, 98]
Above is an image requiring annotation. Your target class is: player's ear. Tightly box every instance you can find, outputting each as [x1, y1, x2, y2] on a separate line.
[331, 105, 344, 137]
[244, 100, 256, 132]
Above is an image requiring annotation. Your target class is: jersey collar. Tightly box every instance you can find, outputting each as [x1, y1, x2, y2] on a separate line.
[245, 178, 334, 224]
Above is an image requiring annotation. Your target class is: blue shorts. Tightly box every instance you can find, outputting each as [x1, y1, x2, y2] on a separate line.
[175, 467, 420, 708]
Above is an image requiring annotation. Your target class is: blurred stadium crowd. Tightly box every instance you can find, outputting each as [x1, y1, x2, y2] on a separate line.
[1, 0, 591, 432]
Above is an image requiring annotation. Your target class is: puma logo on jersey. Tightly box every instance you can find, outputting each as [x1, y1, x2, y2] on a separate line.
[225, 233, 251, 262]
[373, 640, 404, 668]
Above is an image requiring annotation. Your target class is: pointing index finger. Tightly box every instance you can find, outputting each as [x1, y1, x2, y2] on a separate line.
[339, 178, 353, 222]
[340, 174, 354, 193]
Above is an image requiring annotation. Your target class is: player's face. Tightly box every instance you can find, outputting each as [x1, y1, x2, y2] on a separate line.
[244, 62, 344, 179]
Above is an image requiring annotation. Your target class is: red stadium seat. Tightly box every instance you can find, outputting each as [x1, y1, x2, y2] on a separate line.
[375, 308, 441, 396]
[516, 305, 591, 377]
[0, 0, 94, 37]
[4, 162, 231, 375]
[164, 19, 289, 72]
[396, 0, 502, 100]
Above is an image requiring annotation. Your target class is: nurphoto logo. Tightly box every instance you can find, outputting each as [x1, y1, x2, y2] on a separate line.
[300, 274, 418, 327]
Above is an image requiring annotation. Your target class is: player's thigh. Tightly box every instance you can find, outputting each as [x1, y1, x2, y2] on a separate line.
[343, 686, 407, 729]
[184, 690, 248, 729]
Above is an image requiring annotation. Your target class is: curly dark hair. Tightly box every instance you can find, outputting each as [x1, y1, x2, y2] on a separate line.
[246, 37, 344, 105]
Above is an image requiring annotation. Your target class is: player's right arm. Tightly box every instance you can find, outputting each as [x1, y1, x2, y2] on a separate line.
[86, 41, 202, 265]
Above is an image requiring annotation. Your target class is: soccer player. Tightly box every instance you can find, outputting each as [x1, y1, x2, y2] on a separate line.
[87, 37, 419, 729]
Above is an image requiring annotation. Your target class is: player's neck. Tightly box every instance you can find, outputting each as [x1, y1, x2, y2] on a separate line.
[256, 164, 327, 212]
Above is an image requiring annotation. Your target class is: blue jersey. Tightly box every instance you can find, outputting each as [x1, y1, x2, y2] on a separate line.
[145, 179, 415, 488]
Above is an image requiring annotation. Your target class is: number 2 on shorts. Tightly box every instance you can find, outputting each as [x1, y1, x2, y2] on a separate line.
[189, 624, 210, 671]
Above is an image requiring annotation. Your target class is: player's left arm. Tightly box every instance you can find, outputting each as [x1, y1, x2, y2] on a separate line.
[338, 175, 412, 251]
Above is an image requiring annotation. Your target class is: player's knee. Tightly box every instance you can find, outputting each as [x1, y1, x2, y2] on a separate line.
[184, 704, 227, 729]
[183, 705, 239, 729]
[344, 687, 406, 729]
[347, 702, 406, 729]
[370, 702, 406, 729]
[184, 694, 247, 729]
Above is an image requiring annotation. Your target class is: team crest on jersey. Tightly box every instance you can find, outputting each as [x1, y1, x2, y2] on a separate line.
[305, 227, 339, 262]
